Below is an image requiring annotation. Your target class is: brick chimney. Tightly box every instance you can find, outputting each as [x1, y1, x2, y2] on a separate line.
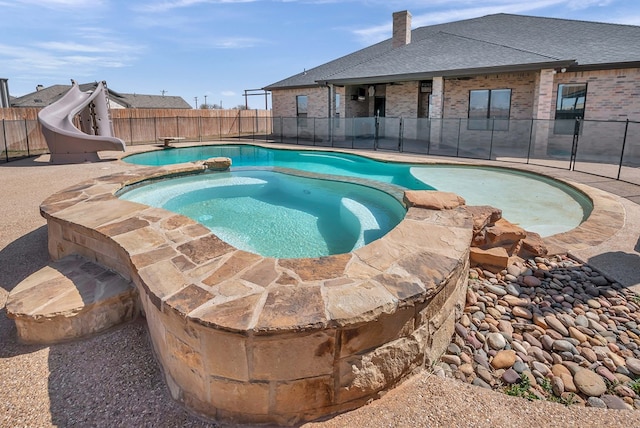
[392, 10, 412, 48]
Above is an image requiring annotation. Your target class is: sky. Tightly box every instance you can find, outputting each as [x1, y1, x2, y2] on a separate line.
[1, 0, 639, 109]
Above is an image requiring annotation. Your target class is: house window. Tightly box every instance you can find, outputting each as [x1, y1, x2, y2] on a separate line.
[296, 95, 308, 117]
[554, 83, 587, 134]
[296, 95, 308, 127]
[468, 89, 511, 130]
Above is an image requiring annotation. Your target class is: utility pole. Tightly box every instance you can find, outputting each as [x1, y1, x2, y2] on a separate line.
[161, 89, 167, 96]
[194, 96, 198, 109]
[204, 95, 208, 108]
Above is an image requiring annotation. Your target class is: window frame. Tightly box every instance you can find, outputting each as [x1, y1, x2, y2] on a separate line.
[296, 95, 308, 117]
[554, 83, 587, 135]
[296, 95, 308, 127]
[468, 88, 512, 131]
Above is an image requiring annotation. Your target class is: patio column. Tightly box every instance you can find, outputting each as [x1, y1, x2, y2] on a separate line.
[533, 69, 555, 120]
[531, 69, 556, 159]
[429, 76, 444, 149]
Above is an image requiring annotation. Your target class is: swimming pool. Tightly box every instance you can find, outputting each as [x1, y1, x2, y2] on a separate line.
[119, 170, 406, 258]
[123, 144, 593, 237]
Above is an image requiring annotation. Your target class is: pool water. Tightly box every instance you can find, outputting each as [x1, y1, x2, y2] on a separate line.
[124, 145, 434, 190]
[123, 144, 593, 238]
[119, 170, 405, 258]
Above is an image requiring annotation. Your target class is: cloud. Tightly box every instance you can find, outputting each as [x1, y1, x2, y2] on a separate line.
[222, 90, 236, 96]
[35, 42, 114, 53]
[15, 0, 104, 8]
[567, 0, 613, 9]
[135, 0, 256, 13]
[0, 27, 144, 82]
[207, 37, 265, 49]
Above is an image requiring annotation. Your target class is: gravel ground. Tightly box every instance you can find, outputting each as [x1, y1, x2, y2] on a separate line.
[2, 151, 640, 427]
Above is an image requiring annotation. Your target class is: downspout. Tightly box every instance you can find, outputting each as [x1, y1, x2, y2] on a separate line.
[326, 82, 333, 145]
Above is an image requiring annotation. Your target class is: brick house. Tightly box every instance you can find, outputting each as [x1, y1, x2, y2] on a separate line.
[264, 11, 640, 125]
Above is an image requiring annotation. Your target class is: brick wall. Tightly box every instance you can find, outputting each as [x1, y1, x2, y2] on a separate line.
[552, 67, 640, 121]
[271, 87, 328, 118]
[386, 81, 419, 117]
[443, 72, 537, 119]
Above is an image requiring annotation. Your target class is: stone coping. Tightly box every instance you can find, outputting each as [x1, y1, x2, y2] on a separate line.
[39, 162, 473, 334]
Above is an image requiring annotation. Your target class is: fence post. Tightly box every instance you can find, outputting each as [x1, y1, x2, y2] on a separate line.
[253, 110, 257, 141]
[456, 118, 462, 157]
[570, 118, 581, 171]
[374, 116, 379, 151]
[312, 117, 316, 145]
[154, 117, 157, 144]
[398, 118, 403, 152]
[617, 119, 630, 180]
[2, 119, 8, 162]
[176, 116, 180, 137]
[24, 118, 31, 157]
[350, 117, 354, 149]
[278, 116, 282, 143]
[129, 114, 133, 144]
[426, 119, 432, 155]
[526, 119, 534, 164]
[488, 118, 495, 160]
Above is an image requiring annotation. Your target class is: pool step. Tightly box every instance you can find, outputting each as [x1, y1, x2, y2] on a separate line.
[6, 255, 138, 344]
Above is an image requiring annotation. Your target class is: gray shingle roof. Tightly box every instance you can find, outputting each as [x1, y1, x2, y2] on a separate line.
[11, 82, 192, 109]
[264, 13, 640, 89]
[117, 93, 192, 109]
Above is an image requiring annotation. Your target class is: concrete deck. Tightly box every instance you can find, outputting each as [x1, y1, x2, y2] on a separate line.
[0, 141, 638, 426]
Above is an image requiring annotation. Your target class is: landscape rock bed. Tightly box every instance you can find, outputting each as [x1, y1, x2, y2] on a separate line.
[437, 254, 640, 410]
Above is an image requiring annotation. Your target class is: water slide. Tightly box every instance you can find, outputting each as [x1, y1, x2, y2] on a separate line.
[38, 80, 125, 163]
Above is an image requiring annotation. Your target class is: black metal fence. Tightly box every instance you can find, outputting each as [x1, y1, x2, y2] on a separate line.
[1, 113, 638, 186]
[269, 117, 640, 185]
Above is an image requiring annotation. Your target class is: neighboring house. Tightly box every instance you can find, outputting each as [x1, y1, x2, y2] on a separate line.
[11, 82, 192, 109]
[264, 11, 640, 124]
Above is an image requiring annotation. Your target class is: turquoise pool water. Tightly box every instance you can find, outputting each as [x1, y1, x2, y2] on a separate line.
[124, 145, 434, 190]
[119, 170, 406, 258]
[123, 144, 593, 238]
